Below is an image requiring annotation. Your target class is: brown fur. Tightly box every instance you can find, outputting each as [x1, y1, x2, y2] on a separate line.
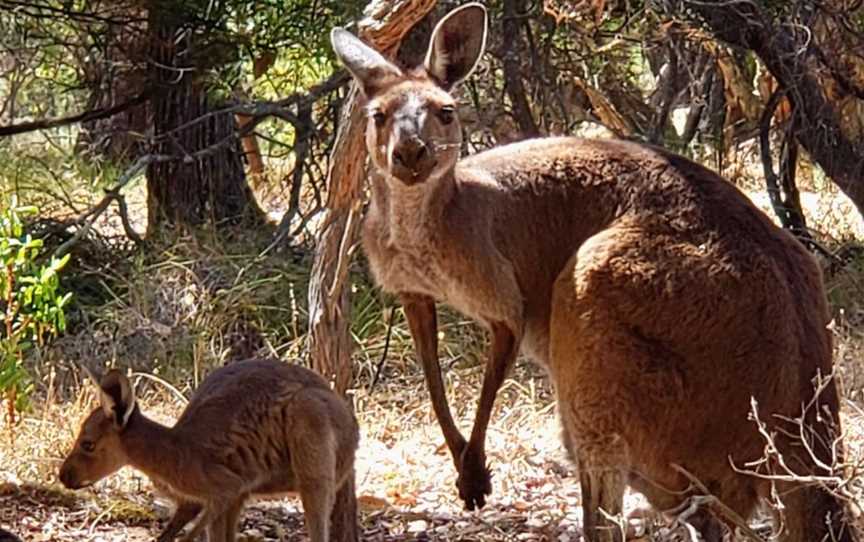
[58, 359, 359, 542]
[331, 4, 857, 541]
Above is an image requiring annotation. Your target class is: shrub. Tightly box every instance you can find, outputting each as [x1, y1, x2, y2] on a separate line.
[1, 196, 72, 418]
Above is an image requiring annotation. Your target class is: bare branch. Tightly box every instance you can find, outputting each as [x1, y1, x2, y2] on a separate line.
[0, 89, 152, 137]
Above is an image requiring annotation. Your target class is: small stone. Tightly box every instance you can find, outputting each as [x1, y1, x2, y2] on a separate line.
[407, 520, 428, 533]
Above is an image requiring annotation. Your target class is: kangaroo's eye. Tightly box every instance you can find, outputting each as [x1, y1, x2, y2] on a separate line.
[81, 441, 96, 453]
[438, 105, 455, 125]
[372, 111, 387, 127]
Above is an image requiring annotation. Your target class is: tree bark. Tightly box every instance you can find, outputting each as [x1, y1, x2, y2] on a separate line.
[672, 0, 864, 220]
[306, 1, 436, 537]
[145, 5, 263, 233]
[501, 0, 539, 138]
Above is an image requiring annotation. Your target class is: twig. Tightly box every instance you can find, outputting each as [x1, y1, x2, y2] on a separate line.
[370, 306, 397, 391]
[671, 464, 766, 540]
[115, 193, 143, 245]
[153, 70, 349, 142]
[131, 372, 189, 406]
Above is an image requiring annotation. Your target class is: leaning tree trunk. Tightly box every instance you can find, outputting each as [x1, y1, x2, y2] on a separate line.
[306, 1, 436, 538]
[668, 0, 864, 221]
[145, 7, 263, 233]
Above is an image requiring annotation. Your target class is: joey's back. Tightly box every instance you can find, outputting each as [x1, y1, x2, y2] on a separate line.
[170, 359, 359, 495]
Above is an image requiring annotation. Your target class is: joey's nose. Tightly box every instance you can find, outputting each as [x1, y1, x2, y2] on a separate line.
[59, 465, 76, 488]
[393, 140, 429, 172]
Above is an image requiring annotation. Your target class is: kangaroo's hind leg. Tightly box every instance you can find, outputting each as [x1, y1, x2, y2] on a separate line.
[205, 497, 246, 542]
[291, 420, 337, 542]
[577, 454, 627, 542]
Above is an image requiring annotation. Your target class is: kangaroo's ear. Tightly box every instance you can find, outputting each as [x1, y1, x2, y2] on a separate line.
[98, 369, 136, 430]
[331, 27, 402, 97]
[424, 3, 487, 90]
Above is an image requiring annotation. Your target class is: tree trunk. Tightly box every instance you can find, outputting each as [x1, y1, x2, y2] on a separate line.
[501, 0, 539, 138]
[76, 7, 150, 165]
[306, 2, 436, 539]
[671, 0, 864, 221]
[145, 6, 262, 233]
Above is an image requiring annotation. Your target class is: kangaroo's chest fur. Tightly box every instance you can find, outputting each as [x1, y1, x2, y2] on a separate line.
[362, 186, 499, 323]
[361, 142, 617, 362]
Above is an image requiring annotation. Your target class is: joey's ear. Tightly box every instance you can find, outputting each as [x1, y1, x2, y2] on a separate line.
[80, 363, 101, 388]
[98, 369, 136, 429]
[331, 27, 402, 97]
[424, 3, 487, 90]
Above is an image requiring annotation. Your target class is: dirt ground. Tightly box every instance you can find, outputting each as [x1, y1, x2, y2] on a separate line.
[2, 358, 864, 542]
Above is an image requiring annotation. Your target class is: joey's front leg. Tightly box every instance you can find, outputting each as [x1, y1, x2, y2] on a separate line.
[401, 294, 469, 472]
[457, 321, 519, 510]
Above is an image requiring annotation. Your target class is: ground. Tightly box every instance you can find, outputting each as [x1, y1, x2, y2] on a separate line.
[2, 353, 864, 541]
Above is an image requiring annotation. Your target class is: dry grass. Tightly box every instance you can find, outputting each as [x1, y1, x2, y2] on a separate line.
[4, 330, 864, 541]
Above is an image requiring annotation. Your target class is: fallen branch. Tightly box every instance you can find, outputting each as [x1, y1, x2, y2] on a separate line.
[53, 154, 160, 258]
[670, 465, 766, 541]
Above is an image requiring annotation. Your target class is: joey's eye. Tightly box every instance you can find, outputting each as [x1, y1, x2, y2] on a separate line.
[438, 105, 455, 125]
[81, 441, 96, 453]
[372, 111, 386, 127]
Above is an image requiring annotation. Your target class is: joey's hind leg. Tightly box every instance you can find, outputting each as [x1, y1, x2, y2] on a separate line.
[157, 501, 202, 542]
[292, 434, 337, 542]
[221, 498, 245, 542]
[298, 476, 335, 542]
[178, 500, 231, 542]
[205, 497, 245, 542]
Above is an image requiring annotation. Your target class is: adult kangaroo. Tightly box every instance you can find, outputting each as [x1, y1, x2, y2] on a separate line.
[331, 4, 855, 540]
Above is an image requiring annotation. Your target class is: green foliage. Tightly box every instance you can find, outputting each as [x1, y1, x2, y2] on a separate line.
[1, 197, 72, 412]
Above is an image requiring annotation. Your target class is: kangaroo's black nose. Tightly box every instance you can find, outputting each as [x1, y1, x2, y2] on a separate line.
[393, 140, 429, 172]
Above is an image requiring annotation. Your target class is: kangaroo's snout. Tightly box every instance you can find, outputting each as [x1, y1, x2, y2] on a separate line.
[393, 139, 428, 170]
[391, 137, 436, 184]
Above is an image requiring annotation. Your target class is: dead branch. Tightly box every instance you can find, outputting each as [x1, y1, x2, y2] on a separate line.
[732, 381, 859, 506]
[273, 101, 314, 245]
[52, 154, 158, 257]
[758, 87, 835, 258]
[670, 465, 766, 541]
[153, 70, 349, 143]
[0, 89, 152, 137]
